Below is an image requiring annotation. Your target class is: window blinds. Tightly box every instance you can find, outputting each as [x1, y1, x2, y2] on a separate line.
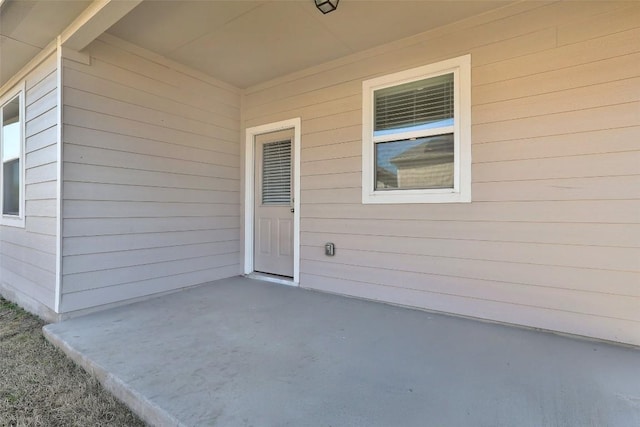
[374, 73, 454, 132]
[262, 140, 291, 204]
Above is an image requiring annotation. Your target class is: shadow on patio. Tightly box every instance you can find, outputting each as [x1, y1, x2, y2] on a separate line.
[44, 276, 640, 427]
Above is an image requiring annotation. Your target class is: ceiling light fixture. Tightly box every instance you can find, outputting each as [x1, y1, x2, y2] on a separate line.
[315, 0, 339, 14]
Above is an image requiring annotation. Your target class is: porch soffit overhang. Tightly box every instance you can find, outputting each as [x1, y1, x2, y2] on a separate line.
[1, 0, 517, 93]
[0, 0, 140, 94]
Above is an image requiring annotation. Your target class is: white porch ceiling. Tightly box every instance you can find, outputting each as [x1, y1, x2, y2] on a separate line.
[107, 0, 513, 88]
[0, 0, 515, 90]
[0, 0, 91, 87]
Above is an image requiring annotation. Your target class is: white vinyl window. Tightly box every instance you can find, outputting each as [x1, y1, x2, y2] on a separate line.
[1, 85, 25, 227]
[362, 55, 471, 204]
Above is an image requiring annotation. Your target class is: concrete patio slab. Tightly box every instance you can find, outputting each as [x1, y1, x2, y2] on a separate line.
[44, 276, 640, 427]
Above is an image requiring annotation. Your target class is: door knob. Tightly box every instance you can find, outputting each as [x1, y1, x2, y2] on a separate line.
[290, 208, 295, 213]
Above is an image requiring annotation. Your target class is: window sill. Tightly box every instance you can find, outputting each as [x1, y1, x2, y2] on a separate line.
[1, 215, 26, 228]
[362, 189, 471, 204]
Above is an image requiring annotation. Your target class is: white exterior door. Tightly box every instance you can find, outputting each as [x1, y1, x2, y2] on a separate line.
[254, 130, 294, 277]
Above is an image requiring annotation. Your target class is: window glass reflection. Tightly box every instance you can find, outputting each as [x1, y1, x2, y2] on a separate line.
[375, 134, 454, 190]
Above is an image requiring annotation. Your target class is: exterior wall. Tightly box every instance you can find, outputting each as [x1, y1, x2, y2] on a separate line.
[243, 2, 640, 345]
[60, 35, 241, 313]
[0, 53, 59, 320]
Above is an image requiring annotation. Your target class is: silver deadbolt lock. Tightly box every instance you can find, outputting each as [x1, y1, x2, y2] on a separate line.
[325, 242, 335, 256]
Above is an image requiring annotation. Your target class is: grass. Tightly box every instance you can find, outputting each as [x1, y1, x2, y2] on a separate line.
[0, 298, 145, 427]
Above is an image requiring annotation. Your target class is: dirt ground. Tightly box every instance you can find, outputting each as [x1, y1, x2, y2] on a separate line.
[0, 298, 145, 426]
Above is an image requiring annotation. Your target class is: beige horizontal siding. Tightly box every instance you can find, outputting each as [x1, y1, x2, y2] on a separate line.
[63, 241, 240, 275]
[473, 151, 640, 182]
[26, 216, 56, 236]
[63, 162, 238, 191]
[62, 200, 239, 220]
[301, 172, 640, 202]
[26, 144, 57, 169]
[0, 53, 58, 314]
[472, 127, 640, 163]
[63, 216, 239, 237]
[63, 66, 238, 130]
[300, 218, 638, 248]
[89, 36, 239, 107]
[64, 182, 237, 204]
[63, 229, 239, 257]
[62, 264, 240, 312]
[300, 259, 639, 322]
[472, 176, 640, 202]
[474, 27, 640, 85]
[473, 102, 639, 144]
[473, 77, 640, 124]
[301, 232, 637, 272]
[26, 125, 57, 153]
[302, 201, 640, 224]
[243, 1, 640, 345]
[1, 240, 56, 274]
[26, 162, 57, 186]
[64, 87, 238, 143]
[300, 251, 640, 299]
[63, 108, 239, 156]
[300, 273, 640, 346]
[63, 142, 238, 180]
[63, 253, 239, 293]
[60, 36, 242, 312]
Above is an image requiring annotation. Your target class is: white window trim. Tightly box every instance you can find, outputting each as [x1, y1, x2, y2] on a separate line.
[362, 55, 471, 204]
[0, 82, 26, 227]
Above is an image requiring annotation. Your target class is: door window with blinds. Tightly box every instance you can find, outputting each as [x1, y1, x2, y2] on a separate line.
[0, 86, 25, 226]
[362, 55, 471, 204]
[262, 140, 291, 205]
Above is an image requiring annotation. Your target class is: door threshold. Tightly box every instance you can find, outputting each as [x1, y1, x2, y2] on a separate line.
[246, 272, 298, 287]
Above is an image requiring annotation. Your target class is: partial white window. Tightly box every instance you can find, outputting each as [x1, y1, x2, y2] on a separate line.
[362, 55, 471, 204]
[1, 86, 25, 227]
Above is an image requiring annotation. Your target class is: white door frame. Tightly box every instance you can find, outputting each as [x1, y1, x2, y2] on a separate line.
[244, 118, 301, 284]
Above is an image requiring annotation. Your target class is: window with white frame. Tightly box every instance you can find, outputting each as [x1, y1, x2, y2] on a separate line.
[362, 55, 471, 204]
[1, 87, 25, 226]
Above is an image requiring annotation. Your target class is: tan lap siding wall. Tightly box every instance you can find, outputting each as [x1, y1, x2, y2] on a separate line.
[243, 1, 640, 345]
[60, 36, 242, 313]
[0, 53, 58, 318]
